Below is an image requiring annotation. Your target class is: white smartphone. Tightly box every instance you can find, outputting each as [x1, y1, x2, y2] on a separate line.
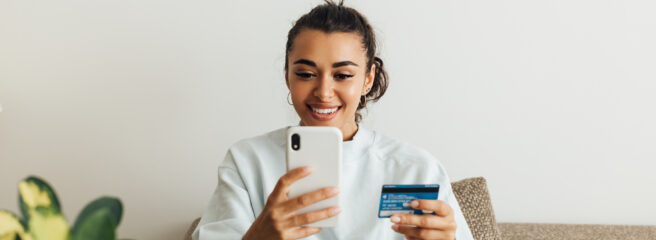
[286, 126, 342, 228]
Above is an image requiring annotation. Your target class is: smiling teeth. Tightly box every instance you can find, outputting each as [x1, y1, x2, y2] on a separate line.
[311, 106, 339, 114]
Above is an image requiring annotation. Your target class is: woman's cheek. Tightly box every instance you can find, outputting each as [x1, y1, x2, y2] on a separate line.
[346, 85, 362, 105]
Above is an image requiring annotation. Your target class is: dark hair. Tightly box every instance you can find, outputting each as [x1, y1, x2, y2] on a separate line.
[284, 0, 389, 123]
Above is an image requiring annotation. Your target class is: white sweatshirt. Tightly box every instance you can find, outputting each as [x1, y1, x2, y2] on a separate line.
[192, 127, 474, 240]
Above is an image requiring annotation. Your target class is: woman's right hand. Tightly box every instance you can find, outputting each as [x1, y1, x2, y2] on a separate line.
[242, 166, 341, 240]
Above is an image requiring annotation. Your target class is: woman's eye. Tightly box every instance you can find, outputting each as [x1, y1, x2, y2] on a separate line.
[295, 72, 315, 78]
[335, 74, 354, 80]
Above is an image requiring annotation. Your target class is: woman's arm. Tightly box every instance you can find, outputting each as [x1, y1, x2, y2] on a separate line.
[193, 150, 341, 240]
[192, 150, 255, 240]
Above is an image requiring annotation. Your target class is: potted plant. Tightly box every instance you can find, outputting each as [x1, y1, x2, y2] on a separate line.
[0, 176, 125, 240]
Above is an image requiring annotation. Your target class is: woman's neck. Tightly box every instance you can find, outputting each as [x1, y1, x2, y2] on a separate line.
[342, 123, 358, 141]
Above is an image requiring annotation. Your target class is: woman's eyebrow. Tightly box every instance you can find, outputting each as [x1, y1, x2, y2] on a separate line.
[332, 61, 358, 68]
[293, 59, 316, 67]
[292, 59, 359, 68]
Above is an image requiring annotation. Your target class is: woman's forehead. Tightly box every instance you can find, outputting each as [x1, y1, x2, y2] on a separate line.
[289, 29, 367, 66]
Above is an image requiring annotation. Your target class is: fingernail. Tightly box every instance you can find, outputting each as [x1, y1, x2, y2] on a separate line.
[331, 206, 342, 215]
[329, 187, 339, 195]
[390, 216, 400, 223]
[391, 224, 399, 231]
[303, 166, 313, 172]
[410, 200, 418, 208]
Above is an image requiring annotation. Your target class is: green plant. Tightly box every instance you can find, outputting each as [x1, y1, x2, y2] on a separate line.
[0, 176, 124, 240]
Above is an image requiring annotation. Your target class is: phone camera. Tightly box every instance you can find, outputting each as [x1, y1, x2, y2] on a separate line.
[291, 133, 300, 151]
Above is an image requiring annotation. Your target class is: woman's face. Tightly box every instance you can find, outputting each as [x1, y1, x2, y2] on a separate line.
[286, 29, 374, 140]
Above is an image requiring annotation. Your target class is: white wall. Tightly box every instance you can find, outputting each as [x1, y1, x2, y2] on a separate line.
[1, 0, 655, 239]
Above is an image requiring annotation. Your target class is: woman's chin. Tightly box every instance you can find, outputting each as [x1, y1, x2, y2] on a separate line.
[301, 115, 342, 127]
[303, 119, 337, 127]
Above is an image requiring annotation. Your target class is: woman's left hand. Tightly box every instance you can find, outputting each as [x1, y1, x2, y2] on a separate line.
[390, 199, 457, 240]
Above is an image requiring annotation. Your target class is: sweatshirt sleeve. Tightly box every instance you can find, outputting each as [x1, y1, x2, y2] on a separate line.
[192, 150, 255, 240]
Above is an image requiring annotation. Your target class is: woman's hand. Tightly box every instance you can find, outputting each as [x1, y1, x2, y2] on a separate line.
[242, 166, 341, 240]
[390, 200, 457, 240]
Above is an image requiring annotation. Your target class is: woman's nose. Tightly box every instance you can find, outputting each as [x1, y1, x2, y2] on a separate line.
[313, 75, 335, 101]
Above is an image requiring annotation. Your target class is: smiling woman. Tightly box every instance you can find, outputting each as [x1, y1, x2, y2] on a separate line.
[284, 4, 389, 137]
[192, 1, 474, 240]
[286, 30, 378, 140]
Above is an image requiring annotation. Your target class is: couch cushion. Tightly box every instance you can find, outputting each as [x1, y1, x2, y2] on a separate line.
[498, 222, 656, 240]
[451, 177, 502, 240]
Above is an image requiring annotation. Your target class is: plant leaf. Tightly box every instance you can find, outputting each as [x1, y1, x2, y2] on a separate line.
[0, 232, 18, 240]
[73, 208, 116, 240]
[18, 176, 62, 213]
[0, 210, 28, 240]
[18, 176, 63, 231]
[17, 176, 70, 240]
[72, 197, 122, 234]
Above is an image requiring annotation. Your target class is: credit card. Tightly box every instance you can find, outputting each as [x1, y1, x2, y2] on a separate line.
[378, 184, 440, 218]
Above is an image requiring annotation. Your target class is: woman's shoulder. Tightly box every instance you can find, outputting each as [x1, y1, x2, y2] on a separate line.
[368, 129, 440, 165]
[228, 127, 287, 153]
[220, 127, 287, 170]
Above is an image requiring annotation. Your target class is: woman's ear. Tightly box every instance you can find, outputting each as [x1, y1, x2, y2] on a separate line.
[362, 64, 375, 95]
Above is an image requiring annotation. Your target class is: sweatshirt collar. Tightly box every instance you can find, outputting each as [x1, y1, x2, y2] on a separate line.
[276, 125, 375, 161]
[343, 127, 375, 161]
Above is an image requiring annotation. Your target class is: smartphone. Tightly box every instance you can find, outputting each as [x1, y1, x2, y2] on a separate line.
[286, 126, 342, 227]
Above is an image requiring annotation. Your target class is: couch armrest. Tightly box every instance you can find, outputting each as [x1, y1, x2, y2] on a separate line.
[184, 218, 201, 240]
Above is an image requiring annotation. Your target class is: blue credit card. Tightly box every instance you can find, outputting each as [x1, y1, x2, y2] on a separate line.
[378, 184, 440, 218]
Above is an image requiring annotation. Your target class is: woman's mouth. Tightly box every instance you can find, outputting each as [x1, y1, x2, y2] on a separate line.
[307, 104, 341, 121]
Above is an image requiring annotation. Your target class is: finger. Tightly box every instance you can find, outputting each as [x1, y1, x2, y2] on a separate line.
[402, 234, 421, 240]
[286, 206, 341, 227]
[287, 226, 322, 239]
[391, 214, 452, 230]
[270, 166, 313, 202]
[393, 224, 448, 239]
[410, 199, 453, 217]
[281, 186, 339, 213]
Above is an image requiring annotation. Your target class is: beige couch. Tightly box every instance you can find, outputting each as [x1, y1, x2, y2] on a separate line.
[185, 177, 656, 240]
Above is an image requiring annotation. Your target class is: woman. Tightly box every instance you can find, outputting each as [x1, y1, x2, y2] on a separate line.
[193, 1, 474, 239]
